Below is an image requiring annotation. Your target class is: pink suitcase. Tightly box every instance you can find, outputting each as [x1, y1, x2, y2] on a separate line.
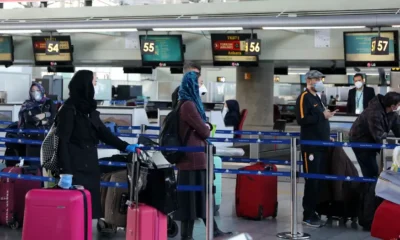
[126, 203, 167, 240]
[0, 166, 41, 229]
[22, 189, 92, 240]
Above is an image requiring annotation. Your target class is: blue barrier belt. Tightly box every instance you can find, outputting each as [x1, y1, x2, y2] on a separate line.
[300, 172, 377, 183]
[300, 140, 398, 149]
[219, 157, 302, 165]
[208, 137, 291, 144]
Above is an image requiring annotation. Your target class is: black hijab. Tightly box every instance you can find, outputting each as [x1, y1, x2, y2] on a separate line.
[66, 70, 97, 114]
[224, 99, 241, 130]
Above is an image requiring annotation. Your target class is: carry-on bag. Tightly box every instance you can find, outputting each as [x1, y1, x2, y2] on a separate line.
[22, 188, 92, 240]
[126, 150, 167, 240]
[371, 200, 400, 240]
[235, 162, 278, 220]
[0, 166, 41, 229]
[376, 170, 400, 205]
[98, 170, 129, 232]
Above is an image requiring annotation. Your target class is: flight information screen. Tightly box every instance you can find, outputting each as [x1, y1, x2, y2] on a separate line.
[32, 35, 73, 65]
[344, 31, 399, 67]
[139, 35, 184, 67]
[211, 33, 258, 67]
[0, 36, 13, 63]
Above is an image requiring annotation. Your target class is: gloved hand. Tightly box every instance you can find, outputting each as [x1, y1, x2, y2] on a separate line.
[34, 113, 46, 121]
[126, 144, 140, 153]
[58, 174, 73, 189]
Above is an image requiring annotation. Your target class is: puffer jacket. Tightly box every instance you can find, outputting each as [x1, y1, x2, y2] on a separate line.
[349, 94, 400, 146]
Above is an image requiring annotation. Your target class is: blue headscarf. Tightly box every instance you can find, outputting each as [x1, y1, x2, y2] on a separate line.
[178, 71, 207, 122]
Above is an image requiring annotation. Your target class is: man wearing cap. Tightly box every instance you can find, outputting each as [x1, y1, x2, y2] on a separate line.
[295, 70, 337, 228]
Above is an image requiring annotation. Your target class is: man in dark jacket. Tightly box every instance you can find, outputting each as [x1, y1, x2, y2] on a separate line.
[295, 70, 337, 228]
[346, 73, 376, 114]
[349, 92, 400, 178]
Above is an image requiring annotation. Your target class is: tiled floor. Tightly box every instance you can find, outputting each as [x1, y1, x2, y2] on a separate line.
[0, 178, 377, 240]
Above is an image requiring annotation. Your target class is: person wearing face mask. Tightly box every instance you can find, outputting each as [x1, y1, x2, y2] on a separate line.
[349, 92, 400, 178]
[55, 70, 139, 219]
[346, 73, 376, 114]
[18, 82, 56, 167]
[222, 99, 241, 132]
[19, 82, 55, 129]
[295, 70, 336, 228]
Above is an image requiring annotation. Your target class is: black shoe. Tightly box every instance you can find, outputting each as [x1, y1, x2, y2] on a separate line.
[302, 214, 323, 228]
[181, 220, 195, 240]
[214, 228, 233, 238]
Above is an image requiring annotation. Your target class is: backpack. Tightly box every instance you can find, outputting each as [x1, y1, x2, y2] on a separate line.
[41, 104, 75, 176]
[159, 101, 191, 165]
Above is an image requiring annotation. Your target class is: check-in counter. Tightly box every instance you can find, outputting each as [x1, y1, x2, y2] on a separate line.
[0, 104, 22, 137]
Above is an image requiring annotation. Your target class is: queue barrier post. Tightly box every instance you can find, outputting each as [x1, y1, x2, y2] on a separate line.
[337, 132, 343, 142]
[380, 139, 388, 173]
[206, 143, 215, 240]
[277, 137, 310, 240]
[140, 124, 146, 134]
[249, 134, 260, 159]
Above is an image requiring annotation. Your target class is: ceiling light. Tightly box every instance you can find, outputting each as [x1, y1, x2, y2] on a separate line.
[392, 25, 400, 28]
[262, 26, 365, 30]
[0, 30, 42, 34]
[152, 27, 243, 31]
[57, 28, 138, 33]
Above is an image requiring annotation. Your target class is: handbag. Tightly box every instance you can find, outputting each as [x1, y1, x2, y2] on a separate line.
[376, 170, 400, 205]
[41, 104, 75, 176]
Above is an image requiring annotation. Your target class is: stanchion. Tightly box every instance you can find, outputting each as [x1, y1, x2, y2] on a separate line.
[249, 134, 260, 159]
[337, 132, 343, 142]
[380, 139, 388, 173]
[140, 124, 146, 134]
[206, 144, 215, 240]
[277, 137, 310, 239]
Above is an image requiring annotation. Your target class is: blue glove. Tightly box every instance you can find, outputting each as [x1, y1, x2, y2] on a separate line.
[58, 174, 73, 189]
[126, 144, 140, 153]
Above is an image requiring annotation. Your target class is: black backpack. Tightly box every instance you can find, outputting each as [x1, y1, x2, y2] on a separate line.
[159, 101, 191, 164]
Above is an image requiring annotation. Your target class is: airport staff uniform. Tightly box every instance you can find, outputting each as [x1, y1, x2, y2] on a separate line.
[295, 80, 330, 220]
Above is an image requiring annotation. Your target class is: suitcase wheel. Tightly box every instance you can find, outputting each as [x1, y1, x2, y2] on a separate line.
[8, 220, 19, 230]
[96, 219, 117, 234]
[258, 206, 264, 221]
[272, 202, 278, 218]
[167, 218, 178, 238]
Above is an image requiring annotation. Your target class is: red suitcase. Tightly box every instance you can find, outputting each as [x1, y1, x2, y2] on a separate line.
[235, 162, 278, 220]
[0, 166, 41, 229]
[371, 200, 400, 240]
[22, 188, 92, 240]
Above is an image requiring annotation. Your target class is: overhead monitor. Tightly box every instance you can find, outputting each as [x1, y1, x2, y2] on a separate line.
[210, 33, 258, 67]
[343, 31, 399, 67]
[32, 35, 73, 66]
[0, 36, 14, 64]
[139, 35, 184, 67]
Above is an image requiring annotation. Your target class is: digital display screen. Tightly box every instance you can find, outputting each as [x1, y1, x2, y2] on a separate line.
[211, 34, 258, 67]
[344, 31, 399, 67]
[0, 36, 13, 63]
[139, 35, 184, 67]
[32, 36, 73, 65]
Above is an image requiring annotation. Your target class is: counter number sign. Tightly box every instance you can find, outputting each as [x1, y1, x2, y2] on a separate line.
[141, 40, 155, 55]
[371, 37, 390, 55]
[45, 40, 60, 55]
[244, 39, 261, 56]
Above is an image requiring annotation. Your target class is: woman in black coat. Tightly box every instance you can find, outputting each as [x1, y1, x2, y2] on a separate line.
[223, 99, 241, 131]
[57, 70, 136, 219]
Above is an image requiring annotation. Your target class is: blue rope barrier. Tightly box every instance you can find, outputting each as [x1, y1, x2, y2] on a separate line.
[219, 157, 302, 165]
[300, 140, 398, 149]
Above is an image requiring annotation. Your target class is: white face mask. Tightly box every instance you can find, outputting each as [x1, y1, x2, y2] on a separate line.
[199, 85, 207, 96]
[31, 91, 42, 102]
[355, 81, 363, 89]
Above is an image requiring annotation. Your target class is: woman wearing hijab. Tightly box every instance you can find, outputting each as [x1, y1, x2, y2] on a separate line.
[56, 70, 138, 219]
[222, 99, 241, 131]
[174, 71, 231, 240]
[17, 82, 55, 166]
[19, 82, 55, 129]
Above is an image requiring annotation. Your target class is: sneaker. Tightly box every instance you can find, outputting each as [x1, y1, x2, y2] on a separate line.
[302, 215, 323, 228]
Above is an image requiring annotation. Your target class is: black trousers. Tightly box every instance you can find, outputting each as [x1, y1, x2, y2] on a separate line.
[353, 148, 378, 178]
[301, 151, 326, 219]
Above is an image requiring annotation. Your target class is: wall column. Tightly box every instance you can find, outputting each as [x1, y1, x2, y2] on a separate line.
[236, 62, 274, 129]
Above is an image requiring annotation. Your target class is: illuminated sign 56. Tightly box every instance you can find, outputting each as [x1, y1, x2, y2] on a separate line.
[244, 39, 261, 56]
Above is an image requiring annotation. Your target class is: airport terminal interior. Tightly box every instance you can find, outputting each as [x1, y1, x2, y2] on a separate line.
[1, 0, 400, 239]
